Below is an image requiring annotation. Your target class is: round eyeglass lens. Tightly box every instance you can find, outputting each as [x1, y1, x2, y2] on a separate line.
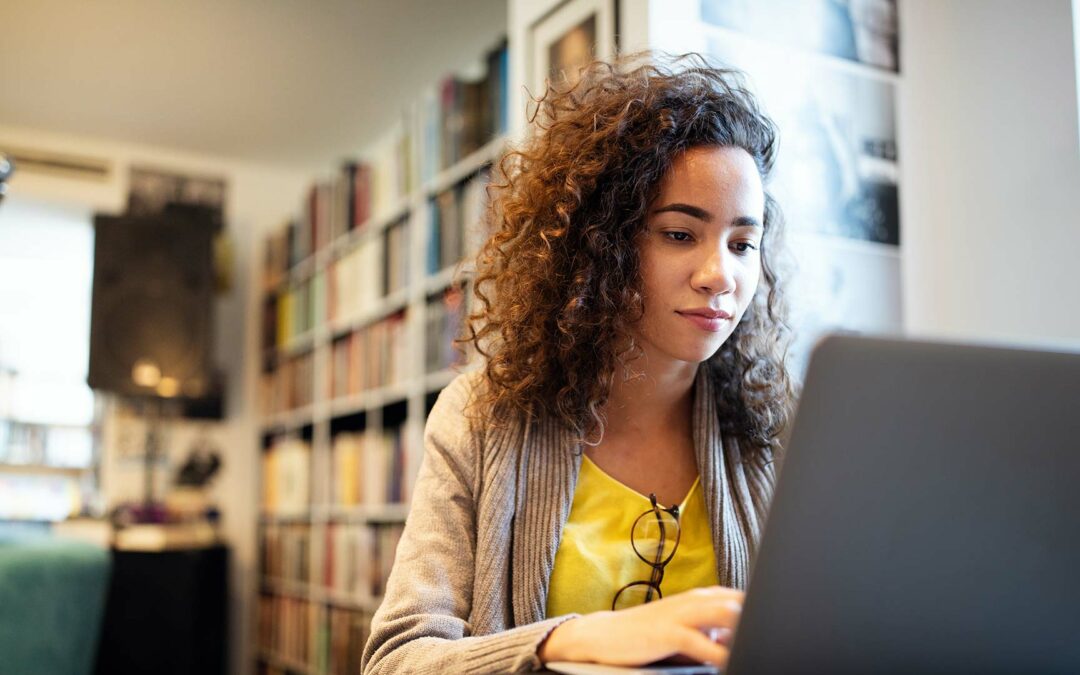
[612, 581, 663, 611]
[631, 507, 680, 565]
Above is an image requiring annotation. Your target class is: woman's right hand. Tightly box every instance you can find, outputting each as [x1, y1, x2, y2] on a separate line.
[537, 586, 744, 668]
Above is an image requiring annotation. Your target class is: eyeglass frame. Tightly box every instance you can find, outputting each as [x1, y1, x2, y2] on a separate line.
[611, 492, 682, 611]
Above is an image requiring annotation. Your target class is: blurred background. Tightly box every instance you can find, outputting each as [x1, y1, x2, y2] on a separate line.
[0, 1, 1077, 674]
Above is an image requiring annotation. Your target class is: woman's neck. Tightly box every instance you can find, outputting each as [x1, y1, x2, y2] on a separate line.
[601, 356, 698, 442]
[587, 354, 702, 506]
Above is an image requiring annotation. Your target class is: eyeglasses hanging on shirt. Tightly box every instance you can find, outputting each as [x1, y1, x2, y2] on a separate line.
[612, 492, 681, 611]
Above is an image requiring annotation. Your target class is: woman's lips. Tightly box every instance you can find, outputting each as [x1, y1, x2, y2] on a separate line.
[677, 310, 732, 333]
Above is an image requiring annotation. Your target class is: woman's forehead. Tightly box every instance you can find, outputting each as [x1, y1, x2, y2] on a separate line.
[654, 147, 765, 213]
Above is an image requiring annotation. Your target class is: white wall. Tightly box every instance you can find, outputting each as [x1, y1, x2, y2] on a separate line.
[899, 0, 1080, 348]
[0, 123, 307, 675]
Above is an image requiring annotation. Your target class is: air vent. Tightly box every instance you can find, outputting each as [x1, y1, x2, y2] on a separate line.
[0, 145, 111, 182]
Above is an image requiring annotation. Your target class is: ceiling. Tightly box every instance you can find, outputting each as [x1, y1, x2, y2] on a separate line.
[0, 0, 507, 170]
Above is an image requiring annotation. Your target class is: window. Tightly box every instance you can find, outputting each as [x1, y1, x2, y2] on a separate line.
[0, 196, 98, 520]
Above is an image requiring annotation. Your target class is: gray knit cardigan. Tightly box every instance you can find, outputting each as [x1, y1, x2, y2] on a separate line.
[360, 368, 776, 674]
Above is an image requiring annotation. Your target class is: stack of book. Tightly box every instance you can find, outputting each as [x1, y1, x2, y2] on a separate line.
[326, 213, 410, 326]
[370, 524, 405, 598]
[424, 286, 466, 374]
[369, 120, 413, 218]
[268, 155, 382, 281]
[258, 598, 373, 675]
[257, 594, 314, 667]
[319, 521, 406, 599]
[368, 426, 407, 505]
[328, 312, 409, 397]
[424, 40, 509, 178]
[322, 522, 372, 597]
[427, 169, 490, 274]
[383, 218, 409, 296]
[262, 438, 311, 516]
[330, 432, 364, 506]
[306, 161, 374, 254]
[329, 425, 415, 508]
[326, 607, 369, 675]
[261, 155, 385, 285]
[262, 221, 313, 290]
[261, 523, 312, 584]
[272, 273, 325, 347]
[328, 236, 383, 326]
[259, 350, 315, 415]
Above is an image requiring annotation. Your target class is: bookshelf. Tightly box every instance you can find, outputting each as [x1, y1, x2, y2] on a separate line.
[255, 39, 508, 675]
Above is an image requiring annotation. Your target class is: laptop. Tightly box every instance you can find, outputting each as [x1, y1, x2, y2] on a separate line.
[550, 334, 1080, 674]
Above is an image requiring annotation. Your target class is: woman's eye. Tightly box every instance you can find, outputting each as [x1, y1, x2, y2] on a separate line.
[733, 241, 759, 254]
[663, 231, 692, 243]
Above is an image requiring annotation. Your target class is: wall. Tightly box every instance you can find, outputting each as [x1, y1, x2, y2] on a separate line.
[899, 0, 1080, 348]
[0, 122, 308, 675]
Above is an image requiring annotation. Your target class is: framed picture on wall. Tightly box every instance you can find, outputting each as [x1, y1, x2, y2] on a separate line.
[706, 36, 899, 246]
[700, 0, 899, 72]
[127, 165, 227, 229]
[529, 0, 617, 97]
[694, 2, 903, 378]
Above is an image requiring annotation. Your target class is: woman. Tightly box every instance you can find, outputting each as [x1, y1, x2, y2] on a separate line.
[362, 53, 795, 673]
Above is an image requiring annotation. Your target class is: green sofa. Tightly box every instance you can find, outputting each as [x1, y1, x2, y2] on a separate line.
[0, 529, 111, 675]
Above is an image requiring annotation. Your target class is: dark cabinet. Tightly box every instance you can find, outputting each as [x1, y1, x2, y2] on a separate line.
[94, 545, 228, 675]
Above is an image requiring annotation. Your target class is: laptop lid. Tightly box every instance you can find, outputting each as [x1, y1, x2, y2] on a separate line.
[728, 334, 1080, 674]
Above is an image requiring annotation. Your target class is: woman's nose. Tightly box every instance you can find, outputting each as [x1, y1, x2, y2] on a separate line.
[691, 248, 736, 295]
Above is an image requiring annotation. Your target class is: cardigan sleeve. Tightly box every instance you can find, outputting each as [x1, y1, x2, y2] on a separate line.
[361, 374, 576, 674]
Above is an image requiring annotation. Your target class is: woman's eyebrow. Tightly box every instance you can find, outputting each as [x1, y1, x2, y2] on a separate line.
[652, 203, 763, 229]
[731, 215, 763, 229]
[652, 202, 712, 221]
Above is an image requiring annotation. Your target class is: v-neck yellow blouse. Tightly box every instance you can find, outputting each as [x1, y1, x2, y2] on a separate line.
[545, 454, 720, 618]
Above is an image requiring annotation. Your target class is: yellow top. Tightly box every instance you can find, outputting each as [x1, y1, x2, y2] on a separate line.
[545, 454, 720, 617]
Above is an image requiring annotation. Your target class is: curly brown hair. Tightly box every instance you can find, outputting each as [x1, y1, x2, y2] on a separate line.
[462, 53, 796, 460]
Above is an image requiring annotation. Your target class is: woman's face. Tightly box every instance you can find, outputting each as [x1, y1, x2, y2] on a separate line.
[632, 145, 765, 369]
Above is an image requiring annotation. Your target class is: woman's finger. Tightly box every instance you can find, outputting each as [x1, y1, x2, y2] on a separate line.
[705, 626, 733, 645]
[675, 593, 744, 630]
[673, 627, 731, 667]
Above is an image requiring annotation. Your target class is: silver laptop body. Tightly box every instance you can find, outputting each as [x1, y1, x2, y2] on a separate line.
[727, 334, 1080, 674]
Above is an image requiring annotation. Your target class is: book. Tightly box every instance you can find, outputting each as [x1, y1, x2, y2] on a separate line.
[331, 432, 364, 506]
[436, 187, 460, 270]
[350, 162, 372, 230]
[440, 75, 461, 170]
[461, 168, 491, 258]
[369, 120, 412, 217]
[425, 287, 466, 374]
[487, 39, 510, 137]
[383, 218, 409, 296]
[426, 199, 441, 275]
[428, 169, 491, 273]
[263, 438, 311, 515]
[260, 522, 311, 583]
[433, 41, 509, 171]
